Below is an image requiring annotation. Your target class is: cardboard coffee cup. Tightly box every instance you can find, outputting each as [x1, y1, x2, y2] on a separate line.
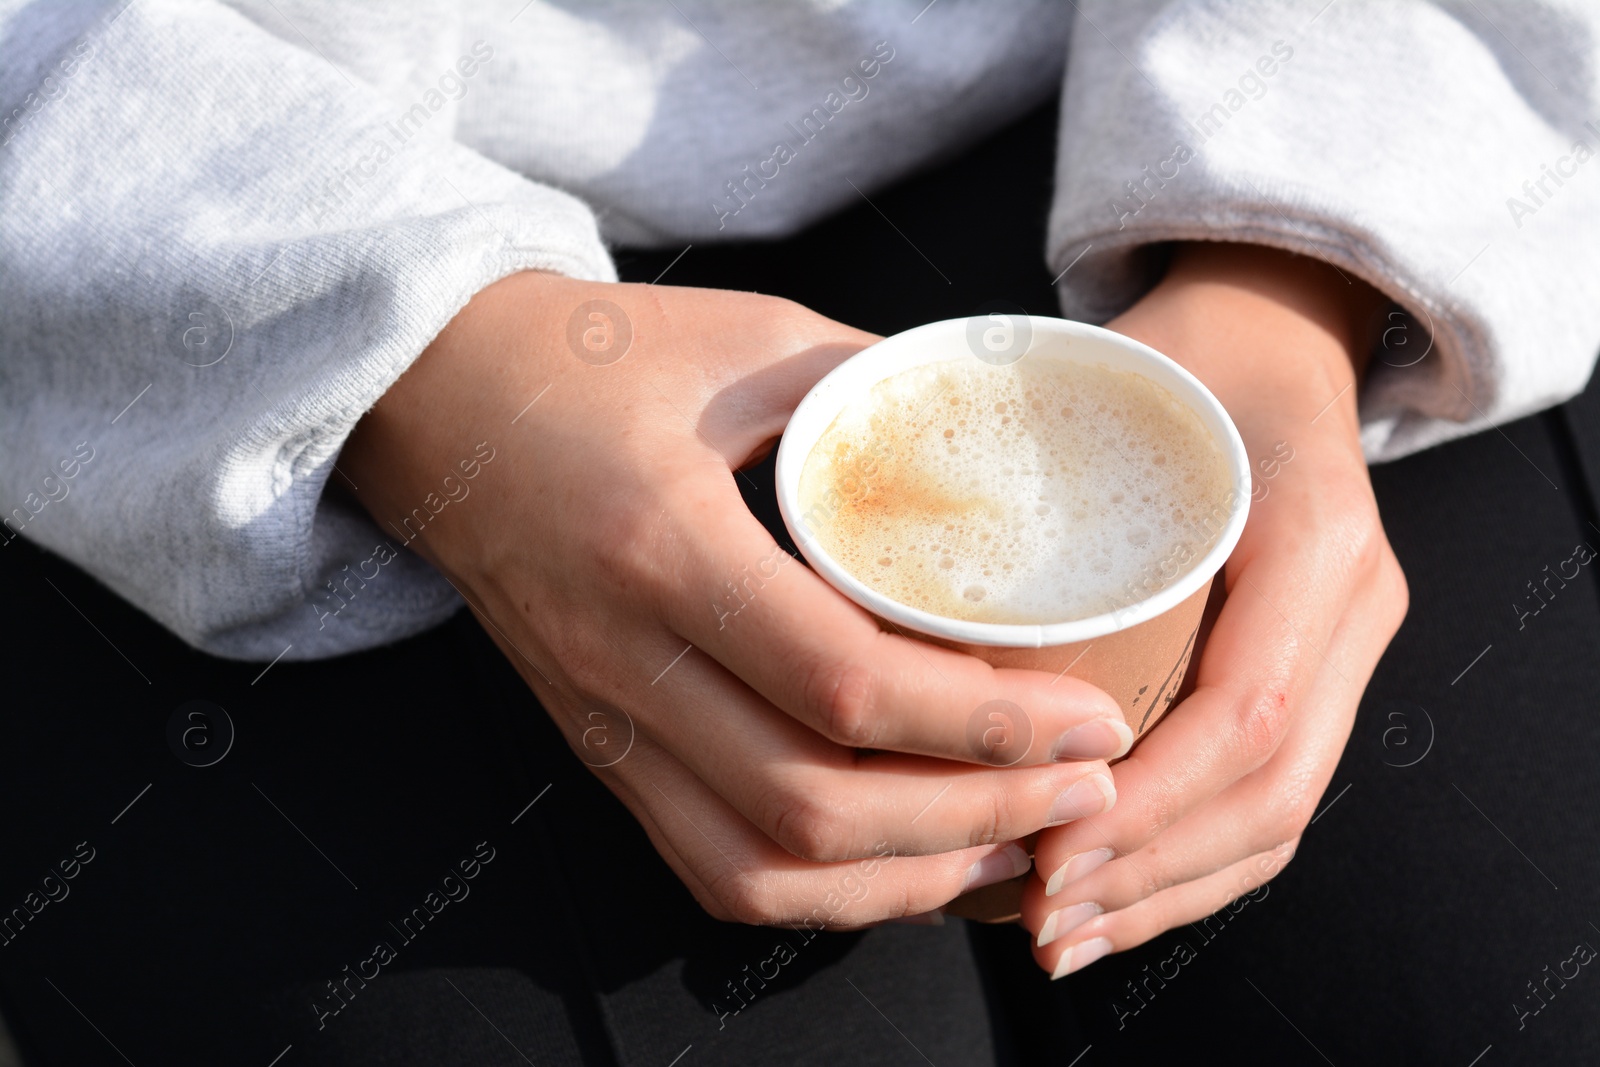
[774, 314, 1251, 921]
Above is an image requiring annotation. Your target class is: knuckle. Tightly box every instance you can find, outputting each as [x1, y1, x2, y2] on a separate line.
[1139, 783, 1182, 839]
[766, 293, 810, 320]
[1320, 499, 1385, 580]
[716, 875, 782, 926]
[677, 862, 749, 923]
[1233, 684, 1292, 767]
[768, 790, 853, 863]
[1244, 839, 1299, 894]
[1265, 779, 1320, 840]
[1345, 505, 1384, 556]
[1125, 842, 1179, 897]
[1275, 803, 1315, 847]
[1109, 766, 1179, 842]
[1131, 862, 1167, 899]
[1286, 794, 1319, 836]
[803, 660, 881, 748]
[544, 630, 610, 694]
[965, 787, 1010, 849]
[884, 883, 921, 921]
[765, 294, 830, 336]
[588, 502, 662, 594]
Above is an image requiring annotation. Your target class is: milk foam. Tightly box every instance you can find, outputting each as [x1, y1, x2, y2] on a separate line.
[796, 358, 1233, 624]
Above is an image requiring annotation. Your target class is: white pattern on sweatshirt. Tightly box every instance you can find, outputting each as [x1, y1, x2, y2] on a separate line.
[1, 0, 1596, 660]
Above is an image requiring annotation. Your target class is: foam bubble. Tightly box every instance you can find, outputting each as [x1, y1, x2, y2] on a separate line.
[796, 358, 1233, 624]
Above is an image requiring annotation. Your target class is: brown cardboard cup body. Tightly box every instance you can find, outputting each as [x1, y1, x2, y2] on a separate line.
[937, 578, 1211, 737]
[933, 578, 1212, 922]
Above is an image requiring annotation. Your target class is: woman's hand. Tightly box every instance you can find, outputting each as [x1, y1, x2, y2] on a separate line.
[1024, 243, 1408, 977]
[341, 272, 1131, 929]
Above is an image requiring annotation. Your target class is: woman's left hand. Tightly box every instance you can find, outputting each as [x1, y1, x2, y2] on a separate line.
[1023, 243, 1409, 978]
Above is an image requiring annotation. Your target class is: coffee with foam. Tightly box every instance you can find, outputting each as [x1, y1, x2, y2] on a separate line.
[796, 358, 1232, 625]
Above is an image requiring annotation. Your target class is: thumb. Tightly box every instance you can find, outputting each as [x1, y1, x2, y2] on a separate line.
[701, 333, 879, 468]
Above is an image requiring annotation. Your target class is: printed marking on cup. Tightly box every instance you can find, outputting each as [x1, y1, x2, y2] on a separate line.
[1135, 625, 1198, 734]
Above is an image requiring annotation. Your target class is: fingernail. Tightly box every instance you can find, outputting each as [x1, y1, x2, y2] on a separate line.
[1046, 774, 1116, 825]
[888, 910, 946, 926]
[960, 843, 1032, 893]
[1045, 847, 1114, 896]
[1052, 719, 1133, 761]
[1051, 935, 1113, 979]
[1036, 902, 1102, 947]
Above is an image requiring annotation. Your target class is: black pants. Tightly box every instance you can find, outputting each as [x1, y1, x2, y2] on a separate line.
[3, 102, 1598, 1066]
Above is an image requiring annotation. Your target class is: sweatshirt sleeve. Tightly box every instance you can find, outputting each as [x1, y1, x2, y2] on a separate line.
[0, 0, 616, 660]
[1045, 0, 1600, 462]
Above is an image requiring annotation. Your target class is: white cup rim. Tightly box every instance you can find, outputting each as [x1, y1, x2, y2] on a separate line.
[774, 315, 1251, 647]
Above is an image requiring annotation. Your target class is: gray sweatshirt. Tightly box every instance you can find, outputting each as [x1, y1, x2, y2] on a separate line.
[3, 0, 1597, 661]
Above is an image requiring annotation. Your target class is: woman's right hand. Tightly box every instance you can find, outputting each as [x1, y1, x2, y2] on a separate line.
[340, 271, 1129, 927]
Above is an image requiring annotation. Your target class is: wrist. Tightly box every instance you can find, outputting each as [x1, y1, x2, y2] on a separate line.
[340, 270, 573, 576]
[1108, 243, 1386, 442]
[1162, 242, 1384, 377]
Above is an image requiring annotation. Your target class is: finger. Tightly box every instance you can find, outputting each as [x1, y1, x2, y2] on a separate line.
[1030, 550, 1400, 917]
[1030, 841, 1299, 980]
[662, 480, 1130, 766]
[1022, 787, 1293, 948]
[474, 546, 1113, 864]
[1022, 744, 1316, 946]
[1027, 523, 1374, 893]
[643, 643, 1117, 860]
[687, 328, 882, 461]
[602, 729, 1037, 926]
